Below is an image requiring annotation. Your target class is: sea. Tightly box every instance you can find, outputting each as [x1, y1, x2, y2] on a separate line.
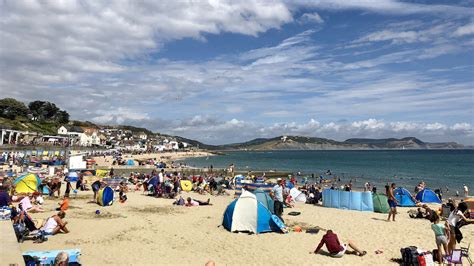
[181, 150, 474, 196]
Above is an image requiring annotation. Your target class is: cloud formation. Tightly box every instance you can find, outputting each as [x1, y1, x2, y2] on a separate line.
[0, 1, 473, 145]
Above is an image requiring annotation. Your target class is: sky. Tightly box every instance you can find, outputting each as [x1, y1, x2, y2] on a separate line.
[0, 0, 473, 145]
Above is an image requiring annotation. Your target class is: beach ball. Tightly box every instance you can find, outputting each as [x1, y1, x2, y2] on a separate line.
[95, 210, 100, 215]
[73, 190, 78, 194]
[293, 226, 302, 232]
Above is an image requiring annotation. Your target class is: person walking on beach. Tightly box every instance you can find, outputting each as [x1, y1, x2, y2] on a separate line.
[271, 178, 284, 222]
[387, 183, 398, 222]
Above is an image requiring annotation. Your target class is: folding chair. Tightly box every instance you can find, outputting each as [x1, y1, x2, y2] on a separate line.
[460, 243, 472, 265]
[444, 249, 463, 265]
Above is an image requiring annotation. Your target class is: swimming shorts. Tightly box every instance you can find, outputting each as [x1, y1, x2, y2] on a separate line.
[435, 235, 447, 245]
[388, 199, 397, 208]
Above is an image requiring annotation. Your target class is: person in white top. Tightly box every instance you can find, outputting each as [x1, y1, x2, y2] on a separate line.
[447, 202, 473, 254]
[41, 211, 69, 235]
[463, 185, 469, 197]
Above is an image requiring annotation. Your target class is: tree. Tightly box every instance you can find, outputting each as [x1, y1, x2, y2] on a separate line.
[28, 100, 46, 120]
[28, 100, 60, 121]
[0, 98, 29, 119]
[55, 110, 69, 124]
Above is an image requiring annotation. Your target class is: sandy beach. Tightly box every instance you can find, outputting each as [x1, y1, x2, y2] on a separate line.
[19, 188, 473, 265]
[91, 151, 214, 169]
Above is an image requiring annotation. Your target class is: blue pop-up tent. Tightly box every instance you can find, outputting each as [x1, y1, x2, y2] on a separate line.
[394, 187, 416, 207]
[223, 190, 283, 234]
[416, 189, 442, 204]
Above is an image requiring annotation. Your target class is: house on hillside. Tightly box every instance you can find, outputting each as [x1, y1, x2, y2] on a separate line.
[137, 131, 148, 140]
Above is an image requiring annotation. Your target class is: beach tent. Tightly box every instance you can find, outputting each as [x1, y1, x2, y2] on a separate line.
[415, 189, 442, 204]
[126, 159, 134, 166]
[96, 169, 109, 178]
[253, 189, 275, 214]
[96, 186, 114, 206]
[222, 190, 282, 234]
[13, 174, 41, 194]
[286, 181, 295, 189]
[393, 187, 417, 207]
[322, 189, 374, 212]
[289, 187, 307, 202]
[180, 180, 193, 192]
[234, 181, 273, 197]
[372, 193, 390, 213]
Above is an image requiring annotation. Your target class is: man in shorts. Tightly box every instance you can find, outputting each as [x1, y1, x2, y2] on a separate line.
[387, 183, 398, 222]
[313, 230, 366, 257]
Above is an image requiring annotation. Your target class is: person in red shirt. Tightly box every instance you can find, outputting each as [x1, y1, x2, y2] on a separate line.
[313, 230, 366, 258]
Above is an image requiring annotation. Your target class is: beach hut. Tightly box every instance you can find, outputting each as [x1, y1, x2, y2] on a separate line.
[13, 174, 41, 194]
[253, 189, 275, 214]
[322, 189, 374, 212]
[289, 187, 307, 202]
[222, 190, 282, 234]
[96, 186, 114, 206]
[415, 189, 442, 204]
[394, 187, 417, 207]
[372, 193, 390, 213]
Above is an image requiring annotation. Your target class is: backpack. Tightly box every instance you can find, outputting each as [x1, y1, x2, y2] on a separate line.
[400, 246, 419, 266]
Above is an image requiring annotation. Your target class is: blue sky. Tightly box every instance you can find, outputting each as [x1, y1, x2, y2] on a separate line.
[0, 0, 473, 144]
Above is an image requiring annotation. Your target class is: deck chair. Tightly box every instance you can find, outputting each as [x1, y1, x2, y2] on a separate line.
[461, 243, 472, 265]
[444, 249, 463, 265]
[441, 205, 451, 219]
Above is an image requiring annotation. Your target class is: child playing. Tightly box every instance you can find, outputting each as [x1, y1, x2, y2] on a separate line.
[56, 195, 69, 211]
[285, 194, 295, 208]
[430, 213, 449, 263]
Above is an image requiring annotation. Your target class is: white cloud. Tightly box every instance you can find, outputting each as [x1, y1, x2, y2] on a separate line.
[453, 21, 474, 36]
[298, 12, 324, 24]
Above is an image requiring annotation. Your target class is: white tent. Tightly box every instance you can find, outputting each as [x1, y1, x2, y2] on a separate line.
[290, 187, 307, 202]
[222, 190, 276, 234]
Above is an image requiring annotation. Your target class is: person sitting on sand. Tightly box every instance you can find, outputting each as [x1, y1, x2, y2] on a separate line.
[185, 197, 211, 206]
[119, 181, 128, 203]
[56, 195, 69, 211]
[285, 194, 295, 208]
[41, 211, 69, 235]
[313, 230, 367, 257]
[19, 193, 44, 213]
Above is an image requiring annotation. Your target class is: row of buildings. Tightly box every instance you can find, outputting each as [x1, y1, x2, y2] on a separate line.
[0, 125, 189, 151]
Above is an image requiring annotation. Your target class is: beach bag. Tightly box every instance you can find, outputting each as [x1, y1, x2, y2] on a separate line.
[417, 252, 434, 266]
[432, 249, 440, 263]
[400, 246, 419, 266]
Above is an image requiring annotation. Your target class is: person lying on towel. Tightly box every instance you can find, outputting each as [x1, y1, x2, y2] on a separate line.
[185, 197, 211, 207]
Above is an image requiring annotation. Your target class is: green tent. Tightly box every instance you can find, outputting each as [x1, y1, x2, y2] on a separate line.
[373, 193, 390, 213]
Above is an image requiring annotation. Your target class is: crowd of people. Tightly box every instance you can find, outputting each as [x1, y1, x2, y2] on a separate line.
[0, 161, 472, 264]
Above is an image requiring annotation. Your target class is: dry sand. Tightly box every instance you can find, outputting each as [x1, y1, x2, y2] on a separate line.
[20, 189, 473, 265]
